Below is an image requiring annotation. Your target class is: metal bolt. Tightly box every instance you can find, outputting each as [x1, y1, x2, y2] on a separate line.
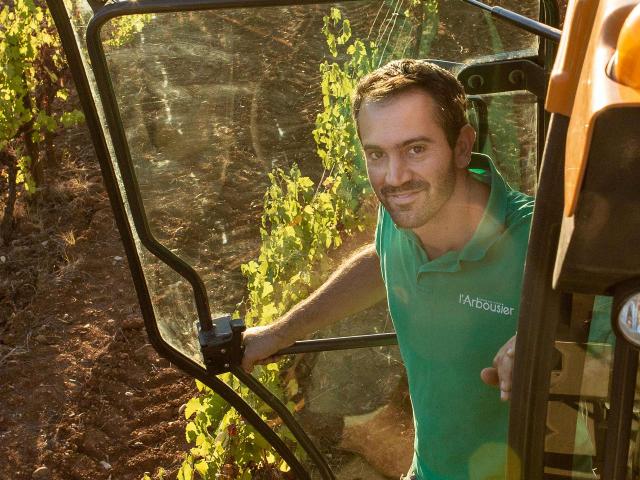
[220, 349, 226, 354]
[467, 74, 484, 90]
[508, 69, 525, 85]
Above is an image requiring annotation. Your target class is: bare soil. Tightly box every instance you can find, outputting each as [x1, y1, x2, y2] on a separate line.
[0, 123, 194, 480]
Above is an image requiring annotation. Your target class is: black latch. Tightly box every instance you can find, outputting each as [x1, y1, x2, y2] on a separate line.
[198, 315, 246, 374]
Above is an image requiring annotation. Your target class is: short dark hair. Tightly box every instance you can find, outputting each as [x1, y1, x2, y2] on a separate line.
[352, 59, 468, 149]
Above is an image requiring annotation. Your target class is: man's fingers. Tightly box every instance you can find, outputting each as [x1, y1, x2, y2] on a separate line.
[241, 359, 254, 373]
[480, 364, 513, 400]
[497, 349, 515, 401]
[480, 367, 499, 386]
[241, 355, 280, 373]
[485, 335, 517, 401]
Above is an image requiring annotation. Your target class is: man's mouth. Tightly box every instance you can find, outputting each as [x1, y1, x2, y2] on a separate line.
[381, 181, 428, 208]
[385, 189, 423, 206]
[381, 181, 428, 207]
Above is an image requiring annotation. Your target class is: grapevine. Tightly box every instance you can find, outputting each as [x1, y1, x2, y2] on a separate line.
[0, 0, 84, 242]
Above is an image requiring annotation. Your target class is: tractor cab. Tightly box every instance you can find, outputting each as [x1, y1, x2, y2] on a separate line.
[45, 0, 640, 477]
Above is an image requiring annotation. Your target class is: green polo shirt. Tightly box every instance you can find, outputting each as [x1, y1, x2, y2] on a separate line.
[375, 154, 534, 480]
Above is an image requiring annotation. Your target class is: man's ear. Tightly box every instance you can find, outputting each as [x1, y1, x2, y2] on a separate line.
[453, 124, 476, 168]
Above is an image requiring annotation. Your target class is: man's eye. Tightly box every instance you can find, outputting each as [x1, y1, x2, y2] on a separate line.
[409, 145, 425, 155]
[367, 151, 383, 161]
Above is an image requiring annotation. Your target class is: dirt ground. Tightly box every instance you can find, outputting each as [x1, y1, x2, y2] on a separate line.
[0, 122, 194, 480]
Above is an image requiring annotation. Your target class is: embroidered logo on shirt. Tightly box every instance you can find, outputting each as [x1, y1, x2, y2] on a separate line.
[458, 293, 515, 316]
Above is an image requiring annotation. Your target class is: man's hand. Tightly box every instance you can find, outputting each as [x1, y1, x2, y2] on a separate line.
[480, 334, 516, 401]
[241, 325, 291, 373]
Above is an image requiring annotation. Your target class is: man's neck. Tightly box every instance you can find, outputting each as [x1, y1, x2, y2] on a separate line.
[413, 173, 490, 260]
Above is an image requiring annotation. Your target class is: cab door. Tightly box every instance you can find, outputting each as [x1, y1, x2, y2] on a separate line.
[508, 0, 640, 478]
[47, 0, 555, 477]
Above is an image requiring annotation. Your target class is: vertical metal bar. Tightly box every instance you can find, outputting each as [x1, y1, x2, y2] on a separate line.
[508, 113, 569, 479]
[539, 0, 561, 63]
[538, 0, 559, 173]
[602, 340, 638, 480]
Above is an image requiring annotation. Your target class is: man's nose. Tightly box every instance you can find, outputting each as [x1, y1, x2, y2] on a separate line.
[385, 155, 410, 186]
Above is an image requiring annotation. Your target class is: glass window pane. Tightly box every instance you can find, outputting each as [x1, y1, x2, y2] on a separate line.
[61, 0, 205, 364]
[245, 341, 410, 477]
[99, 0, 540, 362]
[466, 91, 539, 196]
[544, 295, 614, 478]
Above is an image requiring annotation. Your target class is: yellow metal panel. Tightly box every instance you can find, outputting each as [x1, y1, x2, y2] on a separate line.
[564, 0, 640, 217]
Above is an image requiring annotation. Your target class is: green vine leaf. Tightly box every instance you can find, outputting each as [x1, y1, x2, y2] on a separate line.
[184, 397, 201, 419]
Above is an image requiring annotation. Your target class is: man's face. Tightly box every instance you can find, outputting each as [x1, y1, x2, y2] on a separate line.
[358, 89, 458, 229]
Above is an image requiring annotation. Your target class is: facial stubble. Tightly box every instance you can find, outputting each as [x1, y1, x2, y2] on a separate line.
[378, 157, 457, 229]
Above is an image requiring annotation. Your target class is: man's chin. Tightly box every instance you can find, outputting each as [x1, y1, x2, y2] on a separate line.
[387, 209, 425, 229]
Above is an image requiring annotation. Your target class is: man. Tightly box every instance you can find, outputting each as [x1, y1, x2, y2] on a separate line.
[242, 59, 533, 479]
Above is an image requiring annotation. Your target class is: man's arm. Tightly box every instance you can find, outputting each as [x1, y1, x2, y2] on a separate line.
[241, 243, 386, 372]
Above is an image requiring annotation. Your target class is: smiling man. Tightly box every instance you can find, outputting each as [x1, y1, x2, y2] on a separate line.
[242, 59, 534, 479]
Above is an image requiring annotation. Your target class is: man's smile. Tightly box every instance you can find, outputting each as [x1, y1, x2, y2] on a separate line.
[385, 189, 424, 206]
[381, 181, 429, 208]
